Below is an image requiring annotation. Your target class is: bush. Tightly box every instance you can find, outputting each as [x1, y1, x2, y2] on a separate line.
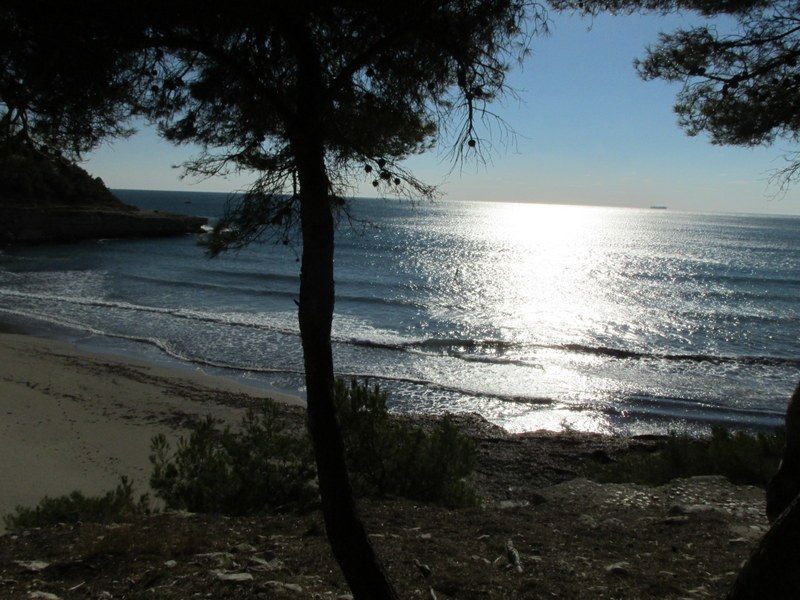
[148, 384, 477, 515]
[335, 379, 478, 507]
[590, 426, 785, 487]
[149, 402, 316, 514]
[3, 477, 151, 532]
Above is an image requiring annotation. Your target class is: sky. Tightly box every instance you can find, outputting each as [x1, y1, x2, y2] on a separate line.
[84, 10, 800, 216]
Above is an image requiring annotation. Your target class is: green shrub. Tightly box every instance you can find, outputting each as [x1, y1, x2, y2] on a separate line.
[335, 379, 478, 508]
[148, 384, 477, 515]
[590, 426, 785, 487]
[149, 402, 316, 514]
[3, 476, 151, 532]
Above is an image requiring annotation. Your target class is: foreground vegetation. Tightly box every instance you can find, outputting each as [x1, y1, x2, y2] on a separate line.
[4, 384, 784, 533]
[2, 477, 150, 532]
[590, 426, 784, 488]
[4, 380, 477, 531]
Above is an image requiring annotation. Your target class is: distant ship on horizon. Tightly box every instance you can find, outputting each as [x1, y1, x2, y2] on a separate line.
[650, 205, 668, 210]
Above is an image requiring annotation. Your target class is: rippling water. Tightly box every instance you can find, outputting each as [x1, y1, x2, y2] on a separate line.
[1, 190, 798, 435]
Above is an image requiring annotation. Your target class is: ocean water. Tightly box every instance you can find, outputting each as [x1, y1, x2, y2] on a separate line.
[1, 189, 798, 436]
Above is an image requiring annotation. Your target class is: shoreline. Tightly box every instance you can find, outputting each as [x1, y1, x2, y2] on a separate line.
[0, 205, 207, 246]
[0, 331, 303, 531]
[0, 326, 632, 529]
[0, 331, 776, 598]
[0, 310, 788, 438]
[0, 310, 306, 400]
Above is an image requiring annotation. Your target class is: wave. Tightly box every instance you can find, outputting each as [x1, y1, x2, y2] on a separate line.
[2, 287, 798, 371]
[0, 286, 425, 352]
[89, 271, 427, 312]
[0, 306, 192, 363]
[604, 391, 786, 430]
[331, 369, 555, 407]
[125, 273, 299, 299]
[336, 293, 428, 311]
[341, 336, 521, 357]
[0, 305, 553, 408]
[675, 308, 800, 326]
[363, 336, 800, 368]
[558, 343, 800, 366]
[0, 289, 300, 337]
[415, 338, 516, 351]
[0, 305, 790, 434]
[199, 268, 300, 286]
[0, 306, 307, 379]
[678, 288, 800, 304]
[631, 270, 800, 289]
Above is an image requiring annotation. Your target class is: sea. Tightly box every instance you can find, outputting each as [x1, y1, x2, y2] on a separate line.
[1, 189, 798, 436]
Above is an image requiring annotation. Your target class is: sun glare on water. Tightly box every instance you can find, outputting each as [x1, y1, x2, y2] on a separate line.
[424, 201, 646, 432]
[464, 202, 629, 347]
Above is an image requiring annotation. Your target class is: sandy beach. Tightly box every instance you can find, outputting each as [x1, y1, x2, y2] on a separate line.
[0, 331, 302, 529]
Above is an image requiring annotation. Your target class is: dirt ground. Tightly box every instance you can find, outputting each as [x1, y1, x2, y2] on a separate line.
[0, 412, 767, 599]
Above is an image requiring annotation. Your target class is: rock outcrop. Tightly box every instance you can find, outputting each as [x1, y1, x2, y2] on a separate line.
[0, 205, 207, 245]
[0, 139, 207, 245]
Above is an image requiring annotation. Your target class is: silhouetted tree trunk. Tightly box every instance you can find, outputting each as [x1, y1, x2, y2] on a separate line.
[727, 381, 800, 598]
[766, 382, 800, 522]
[727, 492, 800, 598]
[293, 24, 398, 600]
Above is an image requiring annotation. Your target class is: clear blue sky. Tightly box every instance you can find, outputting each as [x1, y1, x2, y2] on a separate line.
[84, 10, 800, 216]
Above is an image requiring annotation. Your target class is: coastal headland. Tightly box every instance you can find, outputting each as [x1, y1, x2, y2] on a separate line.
[0, 140, 207, 245]
[0, 329, 769, 598]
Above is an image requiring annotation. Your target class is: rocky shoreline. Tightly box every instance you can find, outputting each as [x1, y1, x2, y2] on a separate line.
[0, 205, 207, 246]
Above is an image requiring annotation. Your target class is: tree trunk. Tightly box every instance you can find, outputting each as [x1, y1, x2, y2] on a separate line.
[766, 381, 800, 522]
[293, 20, 398, 600]
[727, 492, 800, 598]
[727, 381, 800, 598]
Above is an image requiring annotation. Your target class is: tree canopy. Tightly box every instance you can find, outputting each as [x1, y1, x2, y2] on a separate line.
[0, 4, 141, 158]
[552, 0, 800, 187]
